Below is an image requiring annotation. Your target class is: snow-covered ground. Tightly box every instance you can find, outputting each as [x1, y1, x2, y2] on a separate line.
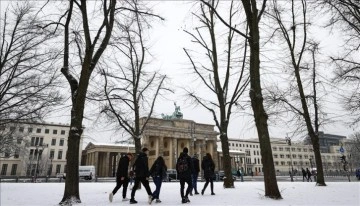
[1, 181, 359, 206]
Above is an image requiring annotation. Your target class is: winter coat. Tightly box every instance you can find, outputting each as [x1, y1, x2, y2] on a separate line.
[202, 156, 215, 179]
[132, 152, 150, 178]
[191, 157, 200, 175]
[149, 159, 167, 180]
[176, 152, 194, 179]
[116, 155, 130, 178]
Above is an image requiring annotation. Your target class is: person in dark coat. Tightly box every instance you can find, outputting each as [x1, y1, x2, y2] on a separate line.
[149, 156, 167, 203]
[302, 168, 307, 182]
[176, 147, 194, 204]
[201, 153, 215, 195]
[190, 154, 200, 196]
[306, 168, 312, 182]
[130, 148, 153, 204]
[109, 153, 133, 202]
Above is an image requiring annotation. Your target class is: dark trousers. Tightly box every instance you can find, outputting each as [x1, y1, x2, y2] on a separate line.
[202, 177, 214, 193]
[112, 177, 129, 198]
[152, 176, 163, 199]
[180, 177, 192, 198]
[191, 174, 198, 193]
[131, 177, 152, 199]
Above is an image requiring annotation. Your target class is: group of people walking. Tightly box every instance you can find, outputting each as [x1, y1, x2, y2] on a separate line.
[302, 168, 314, 182]
[108, 147, 216, 204]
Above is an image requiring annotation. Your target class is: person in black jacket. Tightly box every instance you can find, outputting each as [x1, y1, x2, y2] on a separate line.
[190, 154, 200, 195]
[201, 153, 215, 195]
[130, 148, 153, 204]
[176, 147, 194, 204]
[109, 153, 133, 202]
[149, 156, 167, 203]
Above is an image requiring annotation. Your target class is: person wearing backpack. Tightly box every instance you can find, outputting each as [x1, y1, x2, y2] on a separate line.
[149, 156, 167, 203]
[176, 147, 194, 204]
[201, 153, 215, 195]
[130, 148, 153, 204]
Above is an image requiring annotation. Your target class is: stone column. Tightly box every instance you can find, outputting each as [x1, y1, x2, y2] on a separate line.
[105, 152, 110, 177]
[159, 136, 164, 156]
[172, 138, 178, 169]
[94, 152, 99, 177]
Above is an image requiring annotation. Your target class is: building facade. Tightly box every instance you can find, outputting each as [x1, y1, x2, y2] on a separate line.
[0, 122, 83, 177]
[81, 117, 220, 177]
[223, 137, 346, 175]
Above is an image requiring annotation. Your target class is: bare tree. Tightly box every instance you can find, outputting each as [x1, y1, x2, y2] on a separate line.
[346, 132, 360, 170]
[58, 0, 117, 204]
[199, 0, 281, 198]
[184, 0, 249, 188]
[95, 2, 168, 153]
[0, 3, 62, 125]
[319, 0, 360, 125]
[0, 3, 62, 158]
[266, 0, 327, 186]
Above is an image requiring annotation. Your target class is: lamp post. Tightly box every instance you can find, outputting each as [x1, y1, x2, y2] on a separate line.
[34, 144, 48, 182]
[285, 136, 294, 182]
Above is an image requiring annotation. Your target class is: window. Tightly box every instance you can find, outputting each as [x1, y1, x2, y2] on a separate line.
[61, 130, 66, 135]
[0, 126, 5, 131]
[50, 150, 55, 159]
[10, 127, 16, 132]
[17, 137, 22, 144]
[286, 148, 290, 151]
[291, 148, 295, 152]
[1, 164, 8, 175]
[11, 164, 17, 175]
[272, 147, 277, 151]
[279, 147, 283, 151]
[257, 151, 259, 155]
[59, 139, 64, 146]
[304, 149, 307, 152]
[274, 154, 278, 158]
[36, 128, 41, 133]
[56, 165, 61, 174]
[53, 130, 58, 135]
[19, 127, 24, 133]
[286, 154, 290, 158]
[292, 154, 296, 158]
[51, 139, 56, 146]
[28, 128, 33, 133]
[45, 129, 49, 134]
[297, 148, 301, 152]
[14, 150, 19, 158]
[58, 150, 63, 160]
[281, 161, 285, 166]
[280, 154, 284, 158]
[4, 148, 10, 158]
[275, 161, 279, 165]
[253, 151, 256, 155]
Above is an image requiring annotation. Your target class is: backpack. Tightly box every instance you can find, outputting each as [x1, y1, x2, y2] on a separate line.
[177, 156, 189, 173]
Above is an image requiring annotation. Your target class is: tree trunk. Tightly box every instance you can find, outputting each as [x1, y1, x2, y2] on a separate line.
[220, 133, 234, 188]
[242, 0, 282, 199]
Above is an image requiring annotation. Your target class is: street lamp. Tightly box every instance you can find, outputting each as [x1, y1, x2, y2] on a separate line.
[285, 136, 294, 182]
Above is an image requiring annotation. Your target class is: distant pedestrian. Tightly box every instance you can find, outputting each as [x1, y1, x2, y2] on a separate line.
[149, 156, 167, 203]
[190, 154, 200, 196]
[201, 153, 215, 195]
[109, 153, 133, 203]
[302, 168, 307, 182]
[130, 148, 153, 204]
[176, 147, 194, 204]
[306, 168, 312, 182]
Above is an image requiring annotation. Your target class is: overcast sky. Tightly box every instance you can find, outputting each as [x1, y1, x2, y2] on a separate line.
[1, 1, 355, 145]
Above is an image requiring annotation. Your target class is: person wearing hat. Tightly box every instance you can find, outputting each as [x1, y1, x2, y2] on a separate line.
[130, 148, 153, 204]
[190, 154, 200, 195]
[176, 147, 194, 203]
